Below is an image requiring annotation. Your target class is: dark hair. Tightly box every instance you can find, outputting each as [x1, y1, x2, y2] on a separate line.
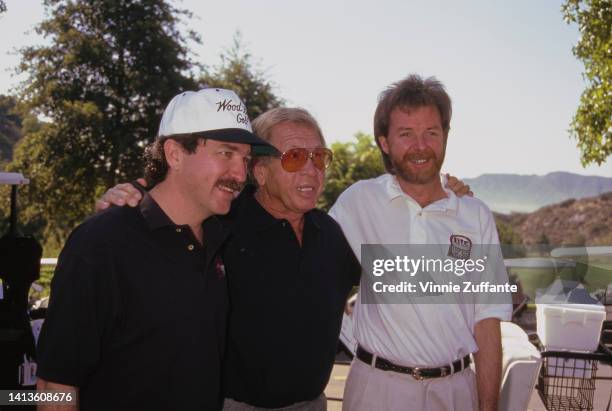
[144, 134, 203, 186]
[373, 74, 452, 173]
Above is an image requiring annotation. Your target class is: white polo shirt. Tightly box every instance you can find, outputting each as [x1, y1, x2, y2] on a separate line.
[329, 174, 512, 367]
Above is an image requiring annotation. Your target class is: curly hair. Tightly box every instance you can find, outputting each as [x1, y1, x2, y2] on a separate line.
[143, 134, 203, 186]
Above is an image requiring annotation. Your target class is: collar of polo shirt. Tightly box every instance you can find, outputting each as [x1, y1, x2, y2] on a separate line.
[383, 174, 458, 213]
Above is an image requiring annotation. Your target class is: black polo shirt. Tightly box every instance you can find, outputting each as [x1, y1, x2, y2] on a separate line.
[37, 194, 229, 411]
[221, 186, 360, 408]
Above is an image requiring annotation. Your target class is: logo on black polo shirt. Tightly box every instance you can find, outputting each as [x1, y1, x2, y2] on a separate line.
[448, 235, 472, 260]
[214, 256, 226, 279]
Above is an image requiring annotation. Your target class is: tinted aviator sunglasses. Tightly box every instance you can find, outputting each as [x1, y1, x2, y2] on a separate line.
[274, 147, 334, 173]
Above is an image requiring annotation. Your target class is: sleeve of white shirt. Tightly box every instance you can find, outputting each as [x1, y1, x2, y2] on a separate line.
[328, 189, 362, 261]
[328, 202, 341, 223]
[474, 204, 513, 324]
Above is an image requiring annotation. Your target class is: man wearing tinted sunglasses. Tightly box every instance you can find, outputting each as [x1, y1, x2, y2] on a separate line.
[97, 106, 470, 411]
[273, 146, 333, 172]
[220, 108, 360, 410]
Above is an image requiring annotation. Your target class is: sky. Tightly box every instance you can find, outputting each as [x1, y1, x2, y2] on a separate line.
[0, 0, 610, 178]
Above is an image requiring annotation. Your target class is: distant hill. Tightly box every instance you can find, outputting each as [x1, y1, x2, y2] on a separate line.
[495, 191, 612, 246]
[465, 172, 612, 213]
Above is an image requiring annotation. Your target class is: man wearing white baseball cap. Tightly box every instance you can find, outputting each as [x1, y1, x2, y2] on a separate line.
[36, 88, 276, 411]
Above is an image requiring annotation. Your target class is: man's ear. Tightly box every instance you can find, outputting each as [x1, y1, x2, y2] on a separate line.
[163, 139, 183, 171]
[377, 135, 390, 155]
[253, 159, 268, 187]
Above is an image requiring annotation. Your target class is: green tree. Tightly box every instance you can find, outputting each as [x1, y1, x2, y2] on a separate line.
[495, 219, 525, 258]
[319, 133, 385, 211]
[562, 0, 612, 165]
[0, 1, 6, 14]
[496, 221, 523, 246]
[536, 232, 550, 245]
[0, 95, 22, 165]
[200, 33, 283, 120]
[11, 0, 199, 249]
[0, 98, 41, 240]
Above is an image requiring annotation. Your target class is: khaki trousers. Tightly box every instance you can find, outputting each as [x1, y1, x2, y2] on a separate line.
[342, 358, 478, 411]
[223, 394, 327, 411]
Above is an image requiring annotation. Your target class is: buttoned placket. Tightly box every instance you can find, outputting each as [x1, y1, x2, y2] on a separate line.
[172, 225, 202, 255]
[278, 219, 304, 257]
[403, 195, 454, 244]
[403, 197, 429, 243]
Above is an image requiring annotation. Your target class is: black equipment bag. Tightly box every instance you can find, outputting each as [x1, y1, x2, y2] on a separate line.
[0, 182, 42, 392]
[0, 234, 42, 285]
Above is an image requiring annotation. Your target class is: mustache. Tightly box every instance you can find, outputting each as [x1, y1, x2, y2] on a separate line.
[403, 148, 436, 162]
[215, 178, 245, 192]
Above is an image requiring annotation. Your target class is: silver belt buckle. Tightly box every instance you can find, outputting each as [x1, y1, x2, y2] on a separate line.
[411, 367, 424, 381]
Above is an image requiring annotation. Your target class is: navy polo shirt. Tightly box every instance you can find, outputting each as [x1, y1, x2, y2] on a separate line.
[221, 186, 360, 408]
[37, 193, 229, 411]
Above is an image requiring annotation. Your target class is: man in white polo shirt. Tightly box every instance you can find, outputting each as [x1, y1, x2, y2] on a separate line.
[329, 74, 511, 411]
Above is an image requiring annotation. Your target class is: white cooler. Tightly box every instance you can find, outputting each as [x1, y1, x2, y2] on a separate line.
[498, 322, 542, 411]
[536, 303, 606, 352]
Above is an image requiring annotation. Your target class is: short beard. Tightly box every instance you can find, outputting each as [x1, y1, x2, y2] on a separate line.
[392, 147, 445, 185]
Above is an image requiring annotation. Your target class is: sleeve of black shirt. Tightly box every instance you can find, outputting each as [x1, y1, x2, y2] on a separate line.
[36, 228, 118, 387]
[343, 234, 362, 287]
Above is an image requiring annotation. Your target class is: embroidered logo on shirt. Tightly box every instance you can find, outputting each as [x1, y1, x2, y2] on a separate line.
[448, 235, 472, 260]
[215, 256, 226, 279]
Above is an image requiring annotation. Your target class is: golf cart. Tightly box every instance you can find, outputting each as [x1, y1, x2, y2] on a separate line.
[0, 172, 42, 392]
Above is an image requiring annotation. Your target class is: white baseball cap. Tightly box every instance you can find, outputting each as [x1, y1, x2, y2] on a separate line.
[158, 88, 276, 155]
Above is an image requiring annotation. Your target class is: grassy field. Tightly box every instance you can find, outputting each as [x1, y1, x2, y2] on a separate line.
[509, 260, 612, 302]
[31, 265, 55, 301]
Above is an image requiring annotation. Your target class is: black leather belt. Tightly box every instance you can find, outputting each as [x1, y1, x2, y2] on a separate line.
[356, 346, 471, 380]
